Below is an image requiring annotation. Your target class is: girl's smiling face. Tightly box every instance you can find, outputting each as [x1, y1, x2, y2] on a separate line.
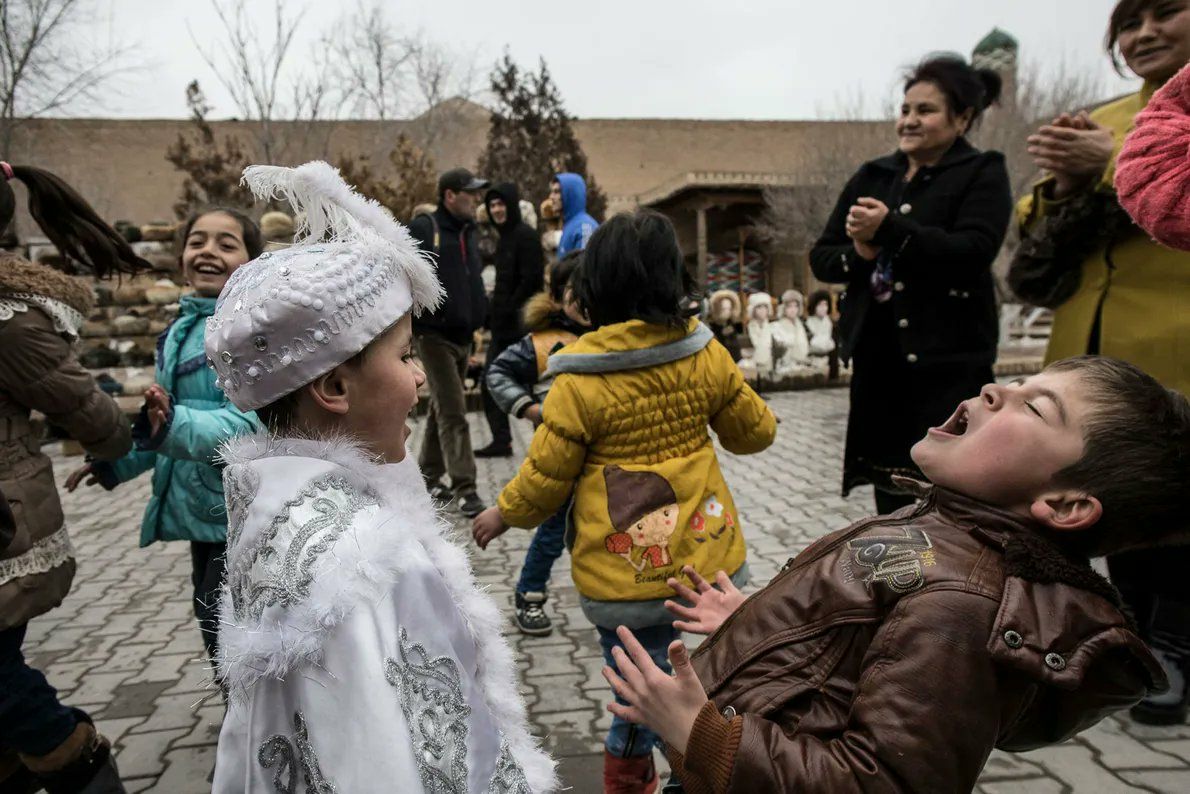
[182, 212, 251, 298]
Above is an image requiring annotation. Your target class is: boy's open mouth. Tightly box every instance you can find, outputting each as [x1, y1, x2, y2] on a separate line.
[931, 403, 970, 438]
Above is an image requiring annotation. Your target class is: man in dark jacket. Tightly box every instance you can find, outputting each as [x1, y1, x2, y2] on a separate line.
[409, 167, 489, 517]
[476, 183, 544, 458]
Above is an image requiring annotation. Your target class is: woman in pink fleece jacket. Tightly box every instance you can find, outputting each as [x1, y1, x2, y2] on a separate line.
[1116, 61, 1190, 250]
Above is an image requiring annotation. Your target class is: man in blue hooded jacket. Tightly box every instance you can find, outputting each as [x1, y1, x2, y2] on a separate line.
[551, 173, 598, 257]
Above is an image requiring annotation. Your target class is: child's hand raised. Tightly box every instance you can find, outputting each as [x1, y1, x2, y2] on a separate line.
[472, 506, 509, 550]
[602, 626, 707, 756]
[144, 385, 171, 438]
[665, 566, 746, 635]
[65, 463, 99, 492]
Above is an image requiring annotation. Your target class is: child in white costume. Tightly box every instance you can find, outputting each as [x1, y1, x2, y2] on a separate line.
[745, 291, 775, 378]
[205, 162, 557, 793]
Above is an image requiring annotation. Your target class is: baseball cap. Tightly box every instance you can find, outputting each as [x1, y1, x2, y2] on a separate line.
[438, 167, 489, 195]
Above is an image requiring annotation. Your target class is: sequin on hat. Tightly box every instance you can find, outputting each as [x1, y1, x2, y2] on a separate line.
[205, 161, 443, 411]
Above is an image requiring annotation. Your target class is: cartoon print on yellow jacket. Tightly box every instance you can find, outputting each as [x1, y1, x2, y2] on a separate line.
[602, 466, 680, 571]
[496, 318, 776, 609]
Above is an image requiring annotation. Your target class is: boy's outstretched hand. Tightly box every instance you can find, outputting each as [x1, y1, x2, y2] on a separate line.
[602, 626, 707, 756]
[472, 506, 509, 550]
[665, 566, 746, 635]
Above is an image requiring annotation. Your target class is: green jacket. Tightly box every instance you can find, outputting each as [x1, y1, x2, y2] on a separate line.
[97, 295, 260, 546]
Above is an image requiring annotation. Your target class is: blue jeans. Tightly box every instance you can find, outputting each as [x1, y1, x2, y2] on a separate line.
[515, 502, 569, 595]
[0, 624, 79, 756]
[598, 623, 681, 757]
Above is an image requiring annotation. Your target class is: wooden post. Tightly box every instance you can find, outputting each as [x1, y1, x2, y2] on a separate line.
[696, 205, 708, 291]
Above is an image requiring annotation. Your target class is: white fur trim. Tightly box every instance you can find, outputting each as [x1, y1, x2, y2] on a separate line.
[215, 432, 558, 792]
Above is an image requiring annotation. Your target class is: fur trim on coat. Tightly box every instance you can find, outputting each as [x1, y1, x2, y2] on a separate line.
[521, 291, 557, 333]
[0, 255, 94, 315]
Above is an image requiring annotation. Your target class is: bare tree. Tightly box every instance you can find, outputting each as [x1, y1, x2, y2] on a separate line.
[974, 57, 1106, 200]
[754, 94, 892, 289]
[165, 80, 253, 219]
[190, 0, 341, 164]
[326, 1, 480, 157]
[329, 2, 418, 122]
[0, 0, 136, 157]
[336, 133, 437, 222]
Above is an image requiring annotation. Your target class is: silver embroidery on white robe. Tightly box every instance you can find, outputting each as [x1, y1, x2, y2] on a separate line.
[228, 474, 378, 622]
[223, 464, 261, 550]
[258, 711, 336, 793]
[486, 739, 530, 793]
[385, 627, 471, 793]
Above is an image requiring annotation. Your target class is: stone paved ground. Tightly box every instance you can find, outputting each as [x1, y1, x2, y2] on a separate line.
[27, 387, 1190, 792]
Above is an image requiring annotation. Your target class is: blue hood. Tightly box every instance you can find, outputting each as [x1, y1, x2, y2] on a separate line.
[555, 173, 588, 223]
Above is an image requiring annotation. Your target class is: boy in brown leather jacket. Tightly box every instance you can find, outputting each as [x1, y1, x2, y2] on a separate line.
[603, 356, 1189, 793]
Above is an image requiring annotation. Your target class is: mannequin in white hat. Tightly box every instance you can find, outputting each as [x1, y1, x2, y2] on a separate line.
[206, 162, 556, 793]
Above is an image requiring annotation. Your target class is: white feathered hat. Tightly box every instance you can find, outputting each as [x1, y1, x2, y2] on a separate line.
[205, 161, 443, 411]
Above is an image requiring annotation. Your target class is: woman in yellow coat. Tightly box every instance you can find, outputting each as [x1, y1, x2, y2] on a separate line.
[473, 210, 776, 791]
[1014, 0, 1190, 726]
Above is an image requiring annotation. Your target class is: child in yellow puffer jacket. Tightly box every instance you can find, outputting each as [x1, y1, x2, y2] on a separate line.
[473, 209, 776, 792]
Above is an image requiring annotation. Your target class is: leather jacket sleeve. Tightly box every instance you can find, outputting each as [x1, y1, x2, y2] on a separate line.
[682, 590, 1004, 793]
[485, 336, 538, 418]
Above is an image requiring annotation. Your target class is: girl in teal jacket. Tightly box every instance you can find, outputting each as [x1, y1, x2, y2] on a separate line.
[68, 208, 264, 665]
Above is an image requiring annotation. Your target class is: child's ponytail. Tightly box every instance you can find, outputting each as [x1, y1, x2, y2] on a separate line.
[0, 162, 149, 277]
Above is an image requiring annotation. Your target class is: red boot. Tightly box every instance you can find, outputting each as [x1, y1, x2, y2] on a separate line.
[603, 750, 658, 794]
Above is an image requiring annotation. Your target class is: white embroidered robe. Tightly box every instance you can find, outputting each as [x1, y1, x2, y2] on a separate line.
[211, 435, 557, 794]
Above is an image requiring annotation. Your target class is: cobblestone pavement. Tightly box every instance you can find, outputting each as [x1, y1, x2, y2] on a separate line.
[28, 387, 1190, 792]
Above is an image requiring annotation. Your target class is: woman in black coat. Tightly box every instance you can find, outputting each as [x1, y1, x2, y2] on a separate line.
[810, 55, 1013, 513]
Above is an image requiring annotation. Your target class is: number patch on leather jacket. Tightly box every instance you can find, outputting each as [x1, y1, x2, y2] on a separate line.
[846, 527, 936, 593]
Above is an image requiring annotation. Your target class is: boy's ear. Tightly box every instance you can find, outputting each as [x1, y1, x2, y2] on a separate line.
[1029, 490, 1103, 533]
[305, 366, 350, 416]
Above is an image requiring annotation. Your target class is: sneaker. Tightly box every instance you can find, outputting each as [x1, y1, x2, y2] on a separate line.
[1130, 647, 1188, 725]
[514, 591, 553, 636]
[474, 443, 513, 459]
[457, 492, 486, 518]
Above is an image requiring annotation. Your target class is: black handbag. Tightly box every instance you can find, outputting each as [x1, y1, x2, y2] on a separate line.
[1008, 189, 1135, 309]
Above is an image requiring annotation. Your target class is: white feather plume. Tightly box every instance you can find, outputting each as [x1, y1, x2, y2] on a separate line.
[242, 161, 443, 314]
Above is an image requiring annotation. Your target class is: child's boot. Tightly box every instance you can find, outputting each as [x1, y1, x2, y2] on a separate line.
[19, 712, 126, 794]
[603, 750, 658, 794]
[514, 591, 553, 636]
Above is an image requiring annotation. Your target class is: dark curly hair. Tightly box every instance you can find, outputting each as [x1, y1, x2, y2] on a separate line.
[904, 55, 1003, 132]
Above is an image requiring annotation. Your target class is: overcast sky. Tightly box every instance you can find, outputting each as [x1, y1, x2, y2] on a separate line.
[93, 0, 1138, 120]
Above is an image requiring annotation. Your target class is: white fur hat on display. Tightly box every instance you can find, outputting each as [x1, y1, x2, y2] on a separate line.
[747, 291, 774, 317]
[205, 161, 443, 411]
